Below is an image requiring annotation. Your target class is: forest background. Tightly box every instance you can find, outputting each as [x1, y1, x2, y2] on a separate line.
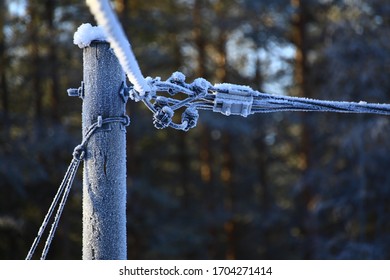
[1, 0, 390, 260]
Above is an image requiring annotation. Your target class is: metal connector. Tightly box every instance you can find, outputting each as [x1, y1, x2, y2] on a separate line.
[213, 89, 253, 117]
[67, 81, 85, 99]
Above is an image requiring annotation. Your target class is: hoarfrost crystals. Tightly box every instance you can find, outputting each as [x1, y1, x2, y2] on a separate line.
[214, 83, 254, 93]
[169, 71, 186, 83]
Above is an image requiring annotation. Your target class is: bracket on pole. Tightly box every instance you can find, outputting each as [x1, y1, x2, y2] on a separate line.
[67, 81, 85, 99]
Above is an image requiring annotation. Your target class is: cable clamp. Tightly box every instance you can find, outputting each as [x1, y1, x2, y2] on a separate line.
[213, 87, 254, 117]
[72, 145, 86, 161]
[181, 107, 199, 131]
[97, 115, 103, 127]
[121, 114, 131, 127]
[67, 81, 85, 99]
[153, 106, 174, 129]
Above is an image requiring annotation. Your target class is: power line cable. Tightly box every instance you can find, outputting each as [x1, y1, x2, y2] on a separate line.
[84, 1, 390, 131]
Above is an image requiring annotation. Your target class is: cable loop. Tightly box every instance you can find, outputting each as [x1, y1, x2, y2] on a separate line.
[72, 145, 86, 161]
[122, 114, 131, 127]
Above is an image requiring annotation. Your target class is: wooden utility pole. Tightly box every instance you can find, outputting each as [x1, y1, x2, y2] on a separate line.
[82, 41, 127, 260]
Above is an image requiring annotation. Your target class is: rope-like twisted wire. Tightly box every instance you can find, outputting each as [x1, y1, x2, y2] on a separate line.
[85, 0, 150, 95]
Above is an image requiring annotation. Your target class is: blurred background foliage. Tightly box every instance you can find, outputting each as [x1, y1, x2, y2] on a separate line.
[0, 0, 390, 259]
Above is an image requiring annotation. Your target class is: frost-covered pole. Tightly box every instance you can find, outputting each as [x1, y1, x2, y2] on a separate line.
[82, 41, 127, 260]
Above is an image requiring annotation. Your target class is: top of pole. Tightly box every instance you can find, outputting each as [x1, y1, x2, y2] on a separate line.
[73, 23, 107, 49]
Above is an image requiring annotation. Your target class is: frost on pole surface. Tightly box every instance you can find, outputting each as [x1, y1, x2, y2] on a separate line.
[85, 0, 150, 95]
[82, 42, 127, 260]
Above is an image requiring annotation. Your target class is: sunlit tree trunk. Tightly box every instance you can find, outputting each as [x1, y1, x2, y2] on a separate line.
[214, 1, 237, 259]
[291, 0, 317, 259]
[195, 0, 212, 191]
[291, 0, 311, 166]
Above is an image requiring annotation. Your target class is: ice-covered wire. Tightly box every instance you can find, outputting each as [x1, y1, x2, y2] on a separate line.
[140, 73, 390, 131]
[211, 88, 390, 116]
[83, 2, 390, 128]
[25, 157, 81, 260]
[85, 0, 150, 95]
[40, 157, 81, 260]
[250, 93, 390, 115]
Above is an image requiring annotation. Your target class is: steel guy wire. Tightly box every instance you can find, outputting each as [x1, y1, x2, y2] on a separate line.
[40, 157, 81, 260]
[26, 115, 129, 260]
[25, 157, 80, 260]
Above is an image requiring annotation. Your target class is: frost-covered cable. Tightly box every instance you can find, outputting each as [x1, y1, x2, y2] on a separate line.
[139, 72, 390, 131]
[85, 0, 150, 95]
[210, 84, 390, 117]
[251, 93, 390, 115]
[80, 1, 390, 123]
[25, 159, 76, 260]
[40, 158, 81, 260]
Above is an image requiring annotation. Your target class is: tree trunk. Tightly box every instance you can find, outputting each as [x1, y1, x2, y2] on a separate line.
[221, 134, 236, 259]
[0, 0, 9, 131]
[27, 3, 43, 123]
[291, 0, 311, 164]
[193, 0, 207, 78]
[45, 0, 60, 122]
[214, 1, 228, 82]
[252, 43, 271, 258]
[291, 0, 316, 259]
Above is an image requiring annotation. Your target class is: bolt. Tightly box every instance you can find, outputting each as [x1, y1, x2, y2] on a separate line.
[67, 81, 84, 99]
